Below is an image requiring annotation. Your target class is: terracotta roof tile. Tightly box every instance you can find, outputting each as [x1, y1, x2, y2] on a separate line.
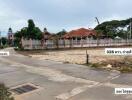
[63, 28, 97, 38]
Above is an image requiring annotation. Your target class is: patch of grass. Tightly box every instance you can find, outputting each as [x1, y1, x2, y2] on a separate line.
[119, 66, 132, 73]
[14, 47, 24, 51]
[91, 63, 100, 68]
[63, 61, 70, 64]
[84, 63, 103, 69]
[0, 45, 9, 49]
[84, 60, 132, 73]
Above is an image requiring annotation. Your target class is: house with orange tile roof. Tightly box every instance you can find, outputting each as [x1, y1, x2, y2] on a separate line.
[62, 28, 97, 40]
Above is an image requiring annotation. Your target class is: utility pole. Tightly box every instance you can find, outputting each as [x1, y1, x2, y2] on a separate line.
[95, 17, 100, 46]
[86, 49, 89, 64]
[95, 17, 100, 25]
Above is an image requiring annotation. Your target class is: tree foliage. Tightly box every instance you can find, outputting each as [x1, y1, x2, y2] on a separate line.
[1, 37, 8, 45]
[14, 19, 42, 40]
[56, 29, 67, 37]
[14, 19, 43, 47]
[94, 18, 132, 39]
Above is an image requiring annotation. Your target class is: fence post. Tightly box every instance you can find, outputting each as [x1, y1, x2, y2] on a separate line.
[56, 38, 59, 49]
[21, 37, 24, 48]
[63, 39, 65, 48]
[70, 38, 72, 48]
[97, 38, 100, 47]
[86, 50, 89, 64]
[81, 37, 83, 47]
[30, 38, 32, 50]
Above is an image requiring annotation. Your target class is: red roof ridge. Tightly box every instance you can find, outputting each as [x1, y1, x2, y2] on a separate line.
[63, 27, 97, 38]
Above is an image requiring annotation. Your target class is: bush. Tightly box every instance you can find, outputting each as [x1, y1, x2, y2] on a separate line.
[85, 63, 102, 68]
[119, 66, 132, 73]
[91, 63, 101, 68]
[0, 83, 14, 100]
[0, 45, 9, 49]
[0, 46, 3, 49]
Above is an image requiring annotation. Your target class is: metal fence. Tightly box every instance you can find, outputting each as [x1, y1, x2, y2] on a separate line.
[21, 38, 132, 50]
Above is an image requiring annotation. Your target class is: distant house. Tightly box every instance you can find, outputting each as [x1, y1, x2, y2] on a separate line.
[8, 28, 14, 46]
[42, 28, 52, 41]
[62, 28, 97, 40]
[21, 27, 131, 50]
[41, 28, 53, 47]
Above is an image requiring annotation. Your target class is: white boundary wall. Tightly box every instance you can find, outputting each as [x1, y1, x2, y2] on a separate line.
[21, 38, 132, 50]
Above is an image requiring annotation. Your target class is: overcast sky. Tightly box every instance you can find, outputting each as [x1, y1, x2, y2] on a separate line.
[0, 0, 132, 36]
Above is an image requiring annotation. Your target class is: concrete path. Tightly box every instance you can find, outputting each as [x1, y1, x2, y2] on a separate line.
[0, 48, 132, 100]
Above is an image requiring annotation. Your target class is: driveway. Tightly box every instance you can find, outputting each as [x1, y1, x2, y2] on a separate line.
[0, 48, 132, 100]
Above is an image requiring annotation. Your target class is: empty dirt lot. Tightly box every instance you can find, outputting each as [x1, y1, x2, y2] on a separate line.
[20, 47, 132, 64]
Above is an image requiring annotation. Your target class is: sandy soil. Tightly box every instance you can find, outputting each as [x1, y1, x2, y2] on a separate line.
[29, 48, 128, 64]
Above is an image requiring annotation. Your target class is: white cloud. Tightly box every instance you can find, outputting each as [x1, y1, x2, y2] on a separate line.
[0, 0, 132, 35]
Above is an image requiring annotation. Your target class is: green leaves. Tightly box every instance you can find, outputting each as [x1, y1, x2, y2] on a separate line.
[14, 19, 43, 47]
[28, 19, 35, 30]
[32, 27, 43, 40]
[94, 18, 132, 39]
[56, 29, 67, 37]
[0, 83, 14, 100]
[14, 19, 42, 40]
[26, 19, 42, 39]
[1, 37, 7, 45]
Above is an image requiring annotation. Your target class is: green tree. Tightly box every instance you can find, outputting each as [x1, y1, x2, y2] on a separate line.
[26, 19, 42, 39]
[117, 29, 128, 39]
[20, 27, 28, 38]
[27, 19, 35, 39]
[14, 19, 43, 47]
[0, 83, 14, 100]
[56, 29, 67, 37]
[28, 19, 35, 29]
[94, 18, 132, 38]
[1, 37, 7, 45]
[107, 31, 116, 39]
[14, 31, 22, 48]
[32, 27, 43, 40]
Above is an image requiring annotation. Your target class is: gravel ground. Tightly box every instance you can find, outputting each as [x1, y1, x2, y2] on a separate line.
[29, 48, 127, 64]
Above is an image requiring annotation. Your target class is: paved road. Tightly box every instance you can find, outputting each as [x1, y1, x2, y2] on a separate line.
[0, 48, 132, 100]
